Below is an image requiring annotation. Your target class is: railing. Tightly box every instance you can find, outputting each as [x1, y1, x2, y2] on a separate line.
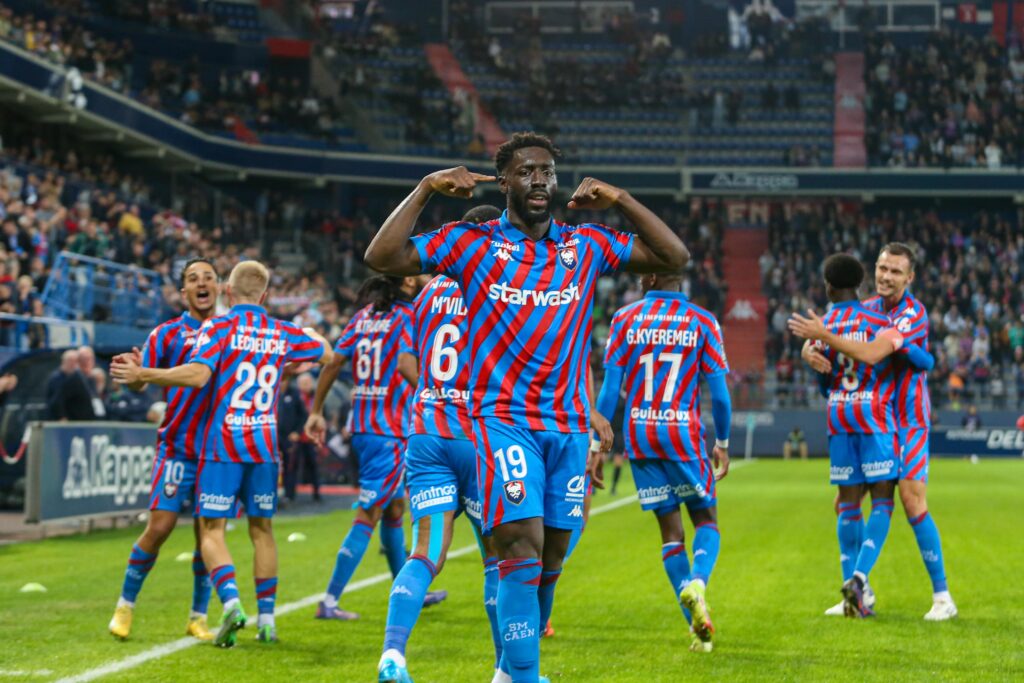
[0, 312, 92, 352]
[796, 0, 941, 33]
[41, 252, 171, 329]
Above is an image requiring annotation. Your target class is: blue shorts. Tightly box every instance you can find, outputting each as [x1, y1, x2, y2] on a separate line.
[352, 434, 406, 510]
[630, 458, 716, 514]
[472, 418, 589, 533]
[148, 458, 198, 514]
[196, 460, 278, 518]
[406, 434, 481, 524]
[829, 432, 899, 485]
[898, 426, 930, 482]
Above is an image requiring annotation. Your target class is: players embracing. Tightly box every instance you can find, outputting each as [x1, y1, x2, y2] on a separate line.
[113, 261, 334, 645]
[365, 132, 689, 683]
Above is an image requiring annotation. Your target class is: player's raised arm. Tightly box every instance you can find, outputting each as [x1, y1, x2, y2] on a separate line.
[789, 309, 905, 366]
[364, 167, 496, 274]
[567, 177, 689, 274]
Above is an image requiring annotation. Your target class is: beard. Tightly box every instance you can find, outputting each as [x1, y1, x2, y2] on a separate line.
[510, 191, 552, 225]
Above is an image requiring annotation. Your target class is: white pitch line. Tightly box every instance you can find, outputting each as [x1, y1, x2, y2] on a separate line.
[56, 459, 752, 682]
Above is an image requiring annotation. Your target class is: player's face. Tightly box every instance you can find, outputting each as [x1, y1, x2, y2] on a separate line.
[875, 252, 913, 299]
[501, 147, 557, 225]
[181, 262, 218, 315]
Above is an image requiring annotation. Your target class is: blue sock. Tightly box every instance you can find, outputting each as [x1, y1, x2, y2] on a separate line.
[661, 542, 693, 624]
[210, 565, 240, 606]
[836, 503, 864, 581]
[497, 558, 542, 683]
[380, 517, 408, 578]
[855, 498, 894, 578]
[255, 577, 277, 616]
[383, 555, 436, 656]
[691, 523, 721, 585]
[191, 550, 212, 614]
[483, 556, 502, 669]
[909, 511, 948, 593]
[564, 525, 584, 562]
[120, 544, 157, 603]
[326, 520, 374, 601]
[538, 568, 561, 629]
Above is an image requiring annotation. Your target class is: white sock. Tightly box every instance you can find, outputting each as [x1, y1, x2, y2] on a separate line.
[380, 649, 406, 669]
[116, 597, 134, 609]
[190, 611, 205, 620]
[257, 613, 275, 628]
[223, 598, 240, 613]
[853, 571, 867, 584]
[491, 670, 512, 683]
[322, 593, 339, 609]
[933, 590, 952, 603]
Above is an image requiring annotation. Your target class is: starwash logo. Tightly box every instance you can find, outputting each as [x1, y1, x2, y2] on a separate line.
[488, 282, 581, 307]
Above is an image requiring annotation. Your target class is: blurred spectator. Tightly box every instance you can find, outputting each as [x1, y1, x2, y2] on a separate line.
[146, 400, 167, 424]
[46, 347, 94, 420]
[783, 425, 808, 459]
[961, 404, 982, 430]
[279, 372, 320, 503]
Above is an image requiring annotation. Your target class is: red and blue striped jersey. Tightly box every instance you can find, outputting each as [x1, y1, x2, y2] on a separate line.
[141, 312, 212, 461]
[864, 292, 931, 428]
[335, 300, 415, 439]
[190, 304, 325, 463]
[411, 210, 634, 433]
[818, 301, 902, 436]
[410, 275, 472, 440]
[604, 291, 729, 462]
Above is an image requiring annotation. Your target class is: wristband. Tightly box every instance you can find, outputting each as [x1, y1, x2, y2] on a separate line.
[715, 439, 729, 450]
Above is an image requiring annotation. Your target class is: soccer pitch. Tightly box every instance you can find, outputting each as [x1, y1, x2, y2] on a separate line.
[1, 459, 1021, 682]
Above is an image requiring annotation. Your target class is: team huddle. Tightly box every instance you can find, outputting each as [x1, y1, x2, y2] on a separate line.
[103, 133, 953, 683]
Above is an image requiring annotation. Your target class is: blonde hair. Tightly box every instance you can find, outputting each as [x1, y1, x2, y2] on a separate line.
[228, 260, 270, 302]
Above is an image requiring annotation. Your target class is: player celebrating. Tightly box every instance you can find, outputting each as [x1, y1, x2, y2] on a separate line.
[595, 272, 731, 653]
[788, 254, 914, 618]
[108, 258, 219, 641]
[797, 243, 955, 620]
[364, 132, 688, 683]
[378, 205, 505, 683]
[112, 261, 332, 646]
[306, 274, 444, 621]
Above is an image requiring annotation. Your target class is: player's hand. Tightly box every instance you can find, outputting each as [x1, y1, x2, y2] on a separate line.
[424, 166, 496, 199]
[112, 346, 142, 366]
[568, 177, 624, 210]
[591, 410, 614, 453]
[788, 309, 828, 341]
[587, 448, 605, 490]
[712, 445, 730, 481]
[304, 413, 327, 445]
[110, 357, 142, 385]
[801, 341, 832, 374]
[288, 432, 300, 443]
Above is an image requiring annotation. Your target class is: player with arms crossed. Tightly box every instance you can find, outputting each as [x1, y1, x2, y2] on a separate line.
[794, 243, 955, 620]
[108, 258, 220, 641]
[113, 261, 332, 645]
[364, 132, 688, 683]
[788, 254, 921, 617]
[595, 272, 731, 653]
[306, 275, 445, 621]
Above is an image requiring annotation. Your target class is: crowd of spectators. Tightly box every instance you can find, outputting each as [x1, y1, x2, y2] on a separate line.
[865, 29, 1024, 168]
[763, 202, 1024, 410]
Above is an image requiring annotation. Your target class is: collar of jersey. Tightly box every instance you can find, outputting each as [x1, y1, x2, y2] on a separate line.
[498, 210, 560, 242]
[830, 299, 861, 309]
[231, 303, 266, 315]
[181, 310, 201, 328]
[644, 290, 688, 301]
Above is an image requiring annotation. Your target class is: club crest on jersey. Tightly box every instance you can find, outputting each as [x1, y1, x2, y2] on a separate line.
[163, 482, 178, 498]
[503, 480, 526, 505]
[558, 245, 578, 270]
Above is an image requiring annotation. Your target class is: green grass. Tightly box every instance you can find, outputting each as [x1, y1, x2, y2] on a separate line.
[2, 459, 1023, 682]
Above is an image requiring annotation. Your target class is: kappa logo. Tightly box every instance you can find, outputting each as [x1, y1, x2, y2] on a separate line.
[163, 482, 178, 498]
[558, 245, 578, 270]
[568, 505, 583, 518]
[495, 248, 514, 262]
[391, 585, 414, 597]
[504, 479, 526, 505]
[726, 299, 759, 321]
[863, 539, 876, 550]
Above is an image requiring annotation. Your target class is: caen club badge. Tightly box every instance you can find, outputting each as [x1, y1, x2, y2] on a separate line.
[558, 245, 578, 270]
[503, 480, 526, 505]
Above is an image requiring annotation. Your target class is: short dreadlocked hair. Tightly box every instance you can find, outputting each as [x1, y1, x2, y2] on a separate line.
[494, 132, 561, 174]
[823, 253, 865, 290]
